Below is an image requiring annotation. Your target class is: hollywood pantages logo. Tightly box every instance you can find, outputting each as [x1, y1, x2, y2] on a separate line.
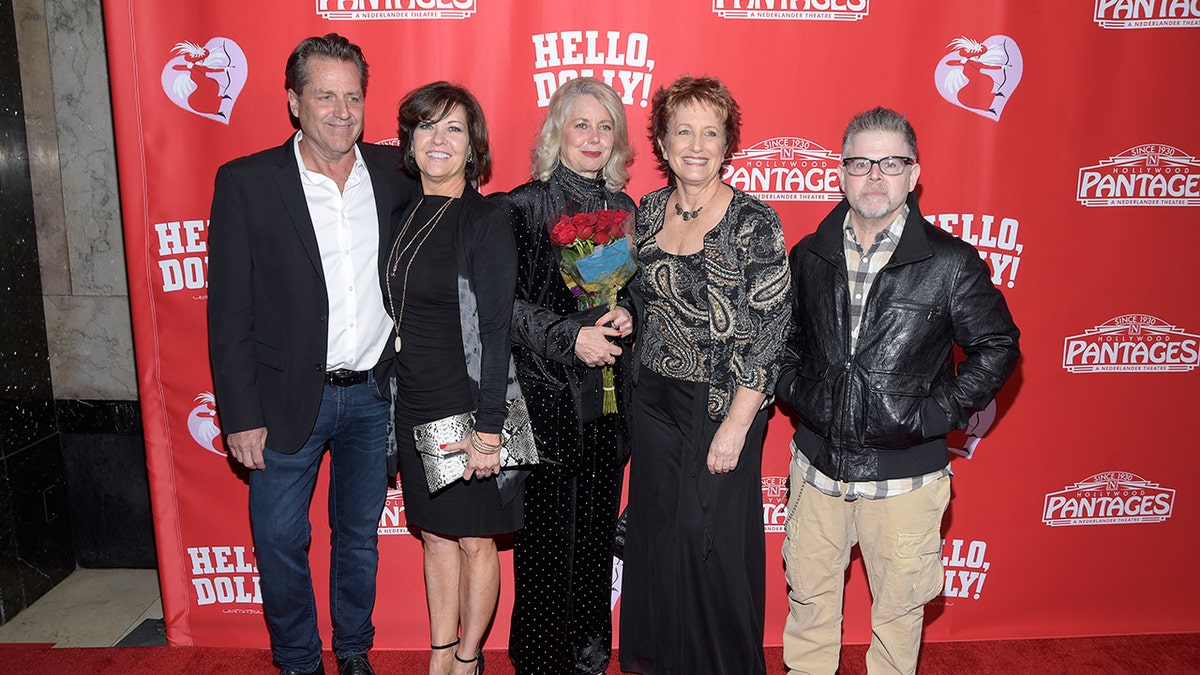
[710, 0, 869, 20]
[315, 0, 476, 20]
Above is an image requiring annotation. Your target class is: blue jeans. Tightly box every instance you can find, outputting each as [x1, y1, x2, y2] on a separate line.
[249, 374, 389, 672]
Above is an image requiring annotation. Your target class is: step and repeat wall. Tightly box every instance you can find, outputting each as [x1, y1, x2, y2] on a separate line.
[103, 1, 1199, 648]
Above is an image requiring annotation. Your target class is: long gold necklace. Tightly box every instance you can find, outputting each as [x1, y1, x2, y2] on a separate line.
[384, 196, 455, 352]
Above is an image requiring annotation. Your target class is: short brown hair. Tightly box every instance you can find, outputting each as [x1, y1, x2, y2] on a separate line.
[647, 75, 741, 178]
[396, 81, 492, 183]
[284, 33, 368, 96]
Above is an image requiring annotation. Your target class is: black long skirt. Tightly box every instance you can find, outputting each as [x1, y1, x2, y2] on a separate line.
[618, 369, 767, 675]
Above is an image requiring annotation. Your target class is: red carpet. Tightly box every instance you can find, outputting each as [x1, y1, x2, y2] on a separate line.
[2, 634, 1198, 674]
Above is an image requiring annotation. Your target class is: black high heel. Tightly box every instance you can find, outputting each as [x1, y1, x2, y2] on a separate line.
[453, 649, 483, 674]
[431, 638, 459, 651]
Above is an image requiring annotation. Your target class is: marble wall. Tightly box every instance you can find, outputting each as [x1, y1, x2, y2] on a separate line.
[0, 0, 77, 624]
[0, 0, 156, 625]
[17, 0, 136, 402]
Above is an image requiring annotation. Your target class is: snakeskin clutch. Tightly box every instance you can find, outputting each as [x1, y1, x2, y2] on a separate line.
[413, 397, 539, 493]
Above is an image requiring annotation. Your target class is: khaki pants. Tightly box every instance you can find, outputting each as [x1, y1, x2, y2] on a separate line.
[781, 463, 950, 675]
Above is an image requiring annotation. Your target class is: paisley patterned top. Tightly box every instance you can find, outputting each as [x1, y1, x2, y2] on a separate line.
[634, 185, 792, 420]
[638, 246, 711, 383]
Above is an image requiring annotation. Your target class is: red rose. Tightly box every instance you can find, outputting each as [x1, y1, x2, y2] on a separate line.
[549, 218, 577, 246]
[593, 229, 611, 245]
[600, 210, 630, 237]
[577, 224, 594, 240]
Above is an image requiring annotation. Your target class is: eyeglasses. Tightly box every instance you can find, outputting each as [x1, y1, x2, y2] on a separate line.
[841, 156, 915, 176]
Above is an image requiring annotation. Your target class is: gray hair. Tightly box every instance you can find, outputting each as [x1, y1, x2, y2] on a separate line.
[842, 106, 918, 160]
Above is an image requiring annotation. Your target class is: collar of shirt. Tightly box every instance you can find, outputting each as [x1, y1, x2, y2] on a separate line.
[843, 204, 908, 256]
[291, 131, 390, 372]
[843, 204, 907, 351]
[292, 131, 367, 190]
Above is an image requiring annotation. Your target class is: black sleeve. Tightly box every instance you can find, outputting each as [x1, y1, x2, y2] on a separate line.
[469, 204, 518, 433]
[206, 164, 263, 434]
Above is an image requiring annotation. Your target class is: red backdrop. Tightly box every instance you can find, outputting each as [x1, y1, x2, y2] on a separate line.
[103, 0, 1200, 648]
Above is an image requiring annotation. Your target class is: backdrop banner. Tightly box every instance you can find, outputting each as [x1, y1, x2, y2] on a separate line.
[103, 0, 1200, 648]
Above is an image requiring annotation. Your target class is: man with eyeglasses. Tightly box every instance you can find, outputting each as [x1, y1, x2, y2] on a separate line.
[775, 107, 1020, 674]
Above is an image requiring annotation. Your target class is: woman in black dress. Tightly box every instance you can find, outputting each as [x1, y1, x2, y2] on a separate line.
[388, 82, 520, 675]
[492, 77, 636, 675]
[619, 76, 791, 675]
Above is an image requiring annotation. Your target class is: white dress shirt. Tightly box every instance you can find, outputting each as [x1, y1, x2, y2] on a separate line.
[293, 132, 391, 372]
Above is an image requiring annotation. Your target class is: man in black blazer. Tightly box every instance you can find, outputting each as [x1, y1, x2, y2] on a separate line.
[207, 34, 412, 675]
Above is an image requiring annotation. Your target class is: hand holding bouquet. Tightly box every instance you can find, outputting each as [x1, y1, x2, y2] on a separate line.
[548, 208, 636, 414]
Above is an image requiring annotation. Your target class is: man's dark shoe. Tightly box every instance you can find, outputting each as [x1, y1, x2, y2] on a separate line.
[337, 654, 375, 675]
[279, 664, 325, 675]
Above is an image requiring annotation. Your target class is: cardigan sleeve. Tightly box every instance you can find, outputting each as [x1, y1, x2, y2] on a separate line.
[732, 200, 793, 396]
[467, 202, 518, 433]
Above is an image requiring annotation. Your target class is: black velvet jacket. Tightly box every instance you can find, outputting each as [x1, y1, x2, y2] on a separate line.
[491, 165, 636, 470]
[776, 194, 1021, 482]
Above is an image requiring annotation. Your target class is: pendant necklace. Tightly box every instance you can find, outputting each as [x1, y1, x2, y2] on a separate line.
[384, 196, 455, 352]
[673, 188, 718, 222]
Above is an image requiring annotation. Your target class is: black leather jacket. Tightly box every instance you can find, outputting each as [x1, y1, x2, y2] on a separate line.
[776, 195, 1020, 482]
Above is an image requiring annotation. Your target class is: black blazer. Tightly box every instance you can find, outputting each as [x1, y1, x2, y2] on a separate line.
[207, 135, 415, 454]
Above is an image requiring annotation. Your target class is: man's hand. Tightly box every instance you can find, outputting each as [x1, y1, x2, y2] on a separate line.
[227, 427, 268, 470]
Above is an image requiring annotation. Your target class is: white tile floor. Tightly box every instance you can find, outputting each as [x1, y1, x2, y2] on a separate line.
[0, 569, 163, 647]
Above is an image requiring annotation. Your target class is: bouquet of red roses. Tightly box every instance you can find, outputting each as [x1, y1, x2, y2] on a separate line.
[548, 208, 635, 414]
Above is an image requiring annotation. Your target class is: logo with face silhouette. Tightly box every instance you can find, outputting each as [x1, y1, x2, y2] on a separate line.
[934, 35, 1023, 121]
[161, 38, 248, 124]
[188, 392, 225, 455]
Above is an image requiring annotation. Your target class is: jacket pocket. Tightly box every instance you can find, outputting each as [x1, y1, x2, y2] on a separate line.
[864, 371, 930, 449]
[790, 354, 834, 433]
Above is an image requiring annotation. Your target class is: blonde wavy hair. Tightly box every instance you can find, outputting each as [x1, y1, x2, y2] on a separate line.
[531, 78, 633, 191]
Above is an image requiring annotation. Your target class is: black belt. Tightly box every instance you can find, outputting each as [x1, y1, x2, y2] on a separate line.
[325, 369, 368, 387]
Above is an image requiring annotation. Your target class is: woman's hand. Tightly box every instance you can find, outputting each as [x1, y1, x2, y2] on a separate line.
[706, 386, 768, 474]
[596, 306, 634, 337]
[707, 419, 748, 474]
[449, 431, 502, 481]
[575, 323, 623, 367]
